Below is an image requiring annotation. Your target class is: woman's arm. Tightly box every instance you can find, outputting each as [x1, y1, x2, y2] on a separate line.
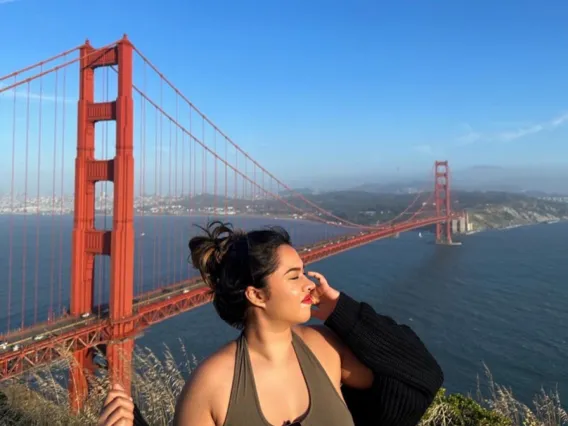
[173, 364, 217, 426]
[328, 292, 444, 393]
[98, 366, 216, 426]
[307, 271, 444, 426]
[328, 292, 444, 425]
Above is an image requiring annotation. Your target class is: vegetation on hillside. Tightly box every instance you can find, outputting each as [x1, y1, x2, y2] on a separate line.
[0, 345, 565, 425]
[286, 189, 568, 228]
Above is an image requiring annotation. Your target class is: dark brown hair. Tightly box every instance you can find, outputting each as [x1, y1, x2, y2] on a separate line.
[188, 221, 291, 329]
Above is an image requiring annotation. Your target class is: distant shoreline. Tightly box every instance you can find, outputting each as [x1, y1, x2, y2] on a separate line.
[467, 218, 566, 235]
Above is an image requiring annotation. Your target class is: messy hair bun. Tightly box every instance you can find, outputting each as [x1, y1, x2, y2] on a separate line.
[189, 221, 246, 290]
[188, 221, 291, 329]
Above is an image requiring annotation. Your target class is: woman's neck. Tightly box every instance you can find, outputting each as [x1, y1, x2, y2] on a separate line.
[243, 320, 294, 364]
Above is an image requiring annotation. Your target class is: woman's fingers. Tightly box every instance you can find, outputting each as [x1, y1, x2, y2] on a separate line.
[99, 384, 134, 426]
[98, 400, 135, 426]
[307, 271, 329, 288]
[103, 389, 132, 406]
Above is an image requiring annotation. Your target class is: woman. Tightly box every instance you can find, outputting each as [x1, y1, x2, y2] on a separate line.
[98, 221, 444, 426]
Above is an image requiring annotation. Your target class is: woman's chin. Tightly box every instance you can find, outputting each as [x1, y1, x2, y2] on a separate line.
[297, 309, 312, 324]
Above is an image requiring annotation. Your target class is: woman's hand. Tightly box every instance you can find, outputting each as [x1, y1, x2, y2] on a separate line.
[306, 271, 340, 321]
[98, 383, 135, 426]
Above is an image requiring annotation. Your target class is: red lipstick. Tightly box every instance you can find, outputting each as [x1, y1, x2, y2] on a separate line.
[302, 294, 313, 304]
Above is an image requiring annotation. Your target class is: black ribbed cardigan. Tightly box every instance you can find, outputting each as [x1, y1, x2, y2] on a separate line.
[325, 292, 444, 426]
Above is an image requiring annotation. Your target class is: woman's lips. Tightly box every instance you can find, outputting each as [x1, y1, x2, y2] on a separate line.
[301, 295, 313, 304]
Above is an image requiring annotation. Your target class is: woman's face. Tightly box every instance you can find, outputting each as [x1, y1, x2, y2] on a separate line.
[248, 244, 316, 326]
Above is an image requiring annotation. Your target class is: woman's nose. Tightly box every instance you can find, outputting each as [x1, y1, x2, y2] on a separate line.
[303, 275, 316, 291]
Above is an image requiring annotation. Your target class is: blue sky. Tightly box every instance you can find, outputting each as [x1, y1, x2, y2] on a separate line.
[1, 0, 568, 191]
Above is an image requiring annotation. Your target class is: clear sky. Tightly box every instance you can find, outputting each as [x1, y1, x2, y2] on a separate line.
[1, 0, 567, 190]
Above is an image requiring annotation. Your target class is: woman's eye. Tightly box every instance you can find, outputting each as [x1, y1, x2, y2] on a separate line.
[290, 276, 299, 280]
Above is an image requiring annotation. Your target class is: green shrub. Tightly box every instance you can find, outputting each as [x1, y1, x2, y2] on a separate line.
[420, 388, 511, 426]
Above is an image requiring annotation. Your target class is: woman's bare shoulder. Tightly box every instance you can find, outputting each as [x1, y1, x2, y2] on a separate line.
[293, 325, 342, 382]
[174, 340, 237, 425]
[294, 324, 343, 356]
[196, 340, 237, 381]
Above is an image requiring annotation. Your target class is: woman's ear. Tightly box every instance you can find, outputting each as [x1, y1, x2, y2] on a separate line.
[244, 286, 269, 308]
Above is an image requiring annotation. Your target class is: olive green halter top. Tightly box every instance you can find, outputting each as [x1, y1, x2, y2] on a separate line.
[223, 331, 355, 426]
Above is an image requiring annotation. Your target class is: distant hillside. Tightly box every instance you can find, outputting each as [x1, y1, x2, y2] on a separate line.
[286, 189, 568, 229]
[344, 165, 568, 196]
[454, 190, 568, 230]
[136, 189, 568, 231]
[451, 165, 568, 195]
[350, 181, 425, 194]
[278, 187, 315, 196]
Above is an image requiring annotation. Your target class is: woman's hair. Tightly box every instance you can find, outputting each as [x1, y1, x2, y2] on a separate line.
[188, 220, 291, 329]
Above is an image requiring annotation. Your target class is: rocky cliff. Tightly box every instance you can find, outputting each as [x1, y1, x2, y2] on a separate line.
[467, 201, 568, 231]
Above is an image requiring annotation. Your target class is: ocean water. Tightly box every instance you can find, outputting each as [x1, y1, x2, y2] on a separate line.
[138, 220, 568, 405]
[1, 216, 566, 405]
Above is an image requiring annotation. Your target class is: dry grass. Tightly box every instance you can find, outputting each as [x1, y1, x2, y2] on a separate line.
[0, 348, 564, 426]
[0, 361, 93, 426]
[419, 365, 567, 426]
[0, 342, 198, 426]
[478, 365, 567, 426]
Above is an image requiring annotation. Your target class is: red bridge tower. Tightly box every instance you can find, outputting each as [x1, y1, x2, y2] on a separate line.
[434, 161, 453, 244]
[70, 35, 135, 409]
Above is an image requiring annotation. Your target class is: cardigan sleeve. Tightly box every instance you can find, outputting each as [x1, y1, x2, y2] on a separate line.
[324, 292, 444, 426]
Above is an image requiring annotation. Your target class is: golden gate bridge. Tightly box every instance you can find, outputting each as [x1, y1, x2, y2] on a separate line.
[0, 35, 464, 410]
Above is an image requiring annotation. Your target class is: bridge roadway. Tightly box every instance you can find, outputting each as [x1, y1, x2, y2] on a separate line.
[0, 215, 451, 380]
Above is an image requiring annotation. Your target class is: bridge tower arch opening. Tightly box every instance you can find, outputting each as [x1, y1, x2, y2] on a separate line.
[434, 161, 453, 244]
[70, 35, 135, 411]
